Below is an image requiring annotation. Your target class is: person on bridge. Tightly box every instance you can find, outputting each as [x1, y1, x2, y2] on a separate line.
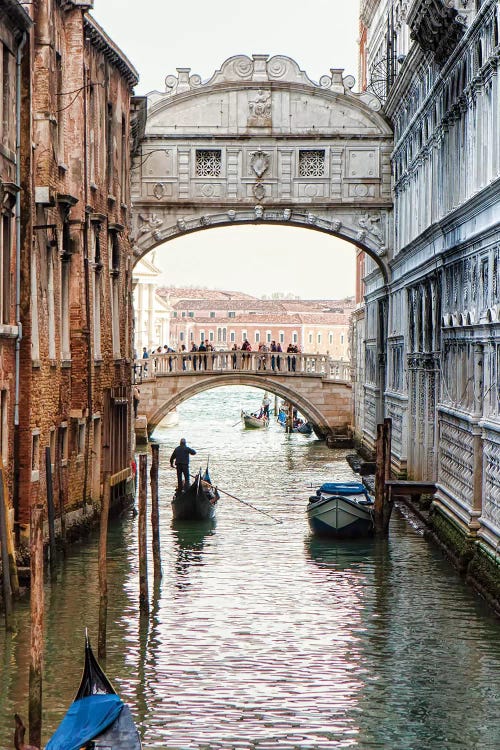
[170, 438, 197, 492]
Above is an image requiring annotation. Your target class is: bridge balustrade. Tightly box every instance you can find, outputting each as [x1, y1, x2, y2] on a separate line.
[133, 351, 351, 382]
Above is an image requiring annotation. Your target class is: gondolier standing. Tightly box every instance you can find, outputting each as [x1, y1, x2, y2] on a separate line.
[170, 438, 197, 492]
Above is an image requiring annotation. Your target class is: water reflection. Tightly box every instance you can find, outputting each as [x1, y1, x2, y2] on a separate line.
[171, 520, 216, 590]
[1, 386, 500, 750]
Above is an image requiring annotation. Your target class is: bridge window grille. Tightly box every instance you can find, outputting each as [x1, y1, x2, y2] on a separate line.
[299, 150, 325, 177]
[196, 150, 222, 177]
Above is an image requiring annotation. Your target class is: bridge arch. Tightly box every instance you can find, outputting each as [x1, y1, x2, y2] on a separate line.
[142, 372, 352, 439]
[131, 54, 394, 281]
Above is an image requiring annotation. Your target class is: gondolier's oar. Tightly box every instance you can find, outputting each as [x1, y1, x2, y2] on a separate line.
[211, 485, 283, 524]
[231, 420, 242, 427]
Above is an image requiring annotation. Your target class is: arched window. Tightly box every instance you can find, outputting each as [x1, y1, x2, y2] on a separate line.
[255, 330, 260, 343]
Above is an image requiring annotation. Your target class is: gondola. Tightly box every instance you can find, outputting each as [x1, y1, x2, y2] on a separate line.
[277, 408, 312, 434]
[172, 468, 219, 521]
[46, 632, 141, 750]
[241, 409, 269, 429]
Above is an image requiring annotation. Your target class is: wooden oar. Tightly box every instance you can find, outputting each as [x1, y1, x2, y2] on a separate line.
[211, 485, 283, 524]
[231, 419, 242, 427]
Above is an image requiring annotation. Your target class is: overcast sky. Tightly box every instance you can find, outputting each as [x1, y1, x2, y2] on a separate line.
[92, 0, 360, 299]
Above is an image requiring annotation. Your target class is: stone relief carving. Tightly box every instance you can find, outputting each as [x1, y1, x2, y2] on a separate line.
[253, 183, 266, 201]
[248, 90, 272, 127]
[250, 151, 270, 178]
[138, 213, 164, 234]
[358, 213, 385, 244]
[283, 209, 292, 221]
[254, 205, 264, 219]
[153, 183, 166, 200]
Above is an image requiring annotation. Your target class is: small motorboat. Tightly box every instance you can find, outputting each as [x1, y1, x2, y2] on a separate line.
[241, 409, 269, 429]
[307, 481, 374, 538]
[172, 468, 219, 521]
[46, 633, 141, 750]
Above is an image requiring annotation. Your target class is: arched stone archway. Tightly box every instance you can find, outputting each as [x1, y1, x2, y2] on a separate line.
[131, 54, 393, 279]
[139, 373, 353, 438]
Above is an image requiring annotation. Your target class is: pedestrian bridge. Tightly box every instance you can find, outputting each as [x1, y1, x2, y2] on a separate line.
[134, 351, 352, 439]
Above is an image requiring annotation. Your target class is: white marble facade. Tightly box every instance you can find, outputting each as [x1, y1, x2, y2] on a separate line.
[358, 0, 500, 554]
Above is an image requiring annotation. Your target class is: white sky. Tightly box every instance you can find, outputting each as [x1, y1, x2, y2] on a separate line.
[92, 0, 360, 299]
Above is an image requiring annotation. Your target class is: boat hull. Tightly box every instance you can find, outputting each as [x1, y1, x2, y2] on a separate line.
[172, 476, 218, 521]
[92, 704, 142, 749]
[307, 494, 374, 538]
[241, 410, 268, 428]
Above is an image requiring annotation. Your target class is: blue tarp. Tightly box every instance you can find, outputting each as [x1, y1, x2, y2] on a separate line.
[45, 694, 123, 750]
[318, 482, 368, 496]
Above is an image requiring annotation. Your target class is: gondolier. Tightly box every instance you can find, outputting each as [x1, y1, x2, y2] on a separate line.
[170, 438, 197, 491]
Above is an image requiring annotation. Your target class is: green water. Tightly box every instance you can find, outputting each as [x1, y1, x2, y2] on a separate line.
[1, 386, 499, 749]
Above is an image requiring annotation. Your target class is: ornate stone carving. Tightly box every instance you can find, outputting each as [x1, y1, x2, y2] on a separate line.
[253, 183, 266, 201]
[307, 213, 317, 225]
[177, 218, 186, 231]
[250, 151, 270, 178]
[331, 220, 341, 232]
[358, 213, 385, 244]
[227, 210, 236, 221]
[283, 208, 292, 221]
[254, 205, 264, 219]
[199, 215, 211, 226]
[138, 213, 163, 234]
[153, 183, 166, 200]
[248, 89, 271, 127]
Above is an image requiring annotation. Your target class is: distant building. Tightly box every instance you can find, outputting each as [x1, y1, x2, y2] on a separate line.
[163, 289, 354, 357]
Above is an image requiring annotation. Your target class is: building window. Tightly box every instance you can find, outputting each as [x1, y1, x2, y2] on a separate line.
[210, 311, 216, 318]
[31, 243, 39, 361]
[279, 331, 284, 344]
[121, 115, 127, 204]
[47, 245, 56, 359]
[209, 330, 214, 342]
[255, 331, 260, 343]
[228, 311, 235, 318]
[196, 149, 222, 177]
[0, 212, 11, 324]
[180, 331, 184, 341]
[341, 334, 344, 344]
[2, 45, 10, 140]
[61, 255, 71, 360]
[0, 390, 7, 464]
[299, 149, 325, 177]
[292, 331, 298, 344]
[230, 331, 235, 343]
[189, 331, 194, 341]
[308, 332, 313, 344]
[109, 233, 120, 358]
[266, 331, 272, 343]
[173, 311, 177, 318]
[77, 421, 86, 457]
[329, 332, 333, 345]
[59, 423, 68, 465]
[242, 330, 247, 341]
[200, 330, 205, 342]
[188, 311, 194, 317]
[106, 101, 113, 189]
[56, 52, 64, 162]
[31, 431, 40, 482]
[92, 226, 102, 358]
[317, 333, 322, 344]
[181, 311, 186, 317]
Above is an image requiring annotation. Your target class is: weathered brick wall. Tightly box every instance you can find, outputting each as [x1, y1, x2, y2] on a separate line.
[16, 1, 137, 529]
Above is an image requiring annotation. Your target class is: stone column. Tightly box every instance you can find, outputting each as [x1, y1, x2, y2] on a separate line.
[470, 342, 484, 528]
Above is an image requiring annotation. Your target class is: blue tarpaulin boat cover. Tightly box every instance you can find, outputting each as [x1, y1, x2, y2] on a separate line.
[318, 482, 368, 495]
[45, 694, 123, 750]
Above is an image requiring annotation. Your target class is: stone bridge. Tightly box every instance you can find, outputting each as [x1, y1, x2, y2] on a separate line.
[134, 352, 352, 439]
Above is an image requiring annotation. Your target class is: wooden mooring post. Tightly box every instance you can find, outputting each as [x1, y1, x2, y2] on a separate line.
[150, 443, 162, 582]
[138, 454, 149, 614]
[98, 473, 111, 660]
[0, 470, 13, 630]
[29, 503, 44, 748]
[0, 455, 19, 599]
[374, 417, 393, 535]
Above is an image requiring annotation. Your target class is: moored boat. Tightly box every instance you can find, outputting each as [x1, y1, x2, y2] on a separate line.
[46, 633, 141, 750]
[172, 469, 219, 521]
[241, 409, 269, 429]
[307, 481, 374, 538]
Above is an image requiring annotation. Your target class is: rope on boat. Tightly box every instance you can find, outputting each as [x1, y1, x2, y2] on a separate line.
[208, 484, 283, 524]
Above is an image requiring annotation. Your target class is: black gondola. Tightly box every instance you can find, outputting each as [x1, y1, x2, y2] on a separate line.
[46, 633, 141, 750]
[172, 469, 219, 521]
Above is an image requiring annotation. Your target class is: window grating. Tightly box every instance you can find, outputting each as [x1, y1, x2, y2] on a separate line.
[196, 150, 222, 177]
[299, 150, 325, 177]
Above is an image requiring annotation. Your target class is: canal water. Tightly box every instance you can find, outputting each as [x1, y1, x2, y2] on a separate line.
[1, 386, 500, 750]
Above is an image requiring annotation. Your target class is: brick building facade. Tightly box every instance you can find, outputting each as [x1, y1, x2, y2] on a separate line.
[8, 0, 143, 537]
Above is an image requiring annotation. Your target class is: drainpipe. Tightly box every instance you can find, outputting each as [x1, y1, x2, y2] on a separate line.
[14, 32, 27, 432]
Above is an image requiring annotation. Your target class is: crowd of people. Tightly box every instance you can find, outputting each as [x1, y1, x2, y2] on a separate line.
[137, 339, 302, 373]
